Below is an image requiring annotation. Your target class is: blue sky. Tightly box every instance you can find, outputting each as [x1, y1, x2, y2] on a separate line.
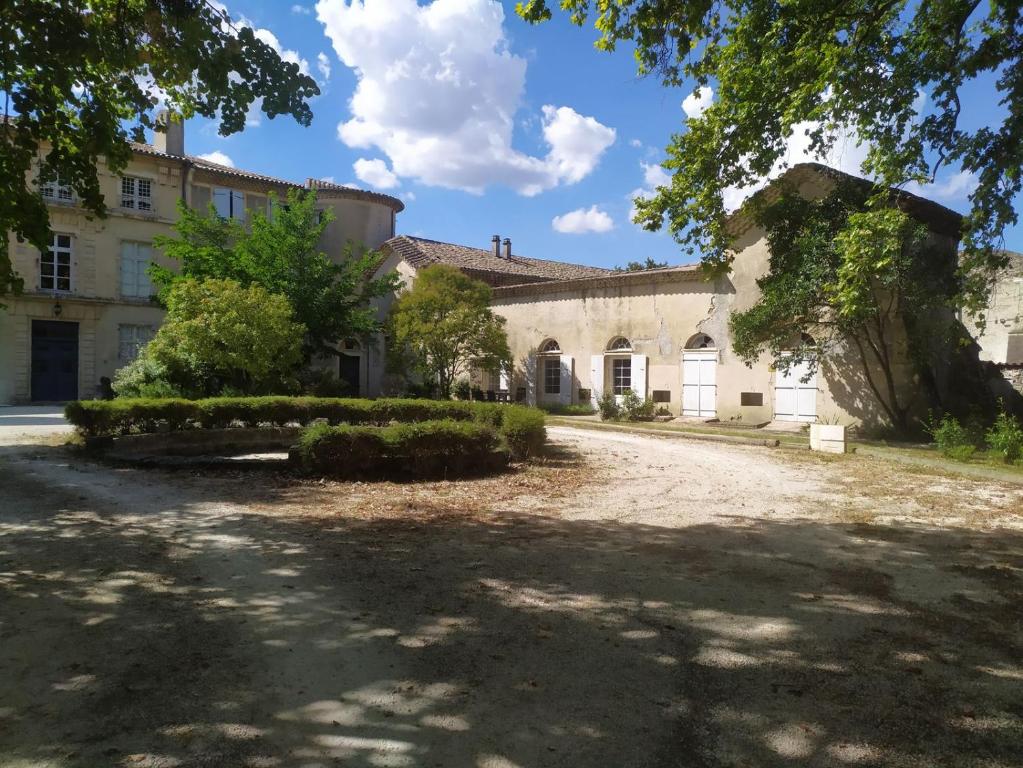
[180, 0, 1020, 269]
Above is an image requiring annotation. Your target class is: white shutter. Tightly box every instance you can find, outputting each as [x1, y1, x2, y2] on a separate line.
[212, 188, 230, 218]
[137, 244, 152, 297]
[631, 354, 647, 398]
[559, 355, 573, 406]
[525, 353, 537, 406]
[590, 354, 604, 406]
[499, 366, 510, 393]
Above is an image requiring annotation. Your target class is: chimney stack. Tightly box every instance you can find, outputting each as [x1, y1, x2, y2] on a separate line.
[154, 109, 184, 157]
[503, 238, 512, 259]
[492, 234, 501, 258]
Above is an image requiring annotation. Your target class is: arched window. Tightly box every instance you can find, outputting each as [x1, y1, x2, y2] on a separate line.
[685, 333, 716, 350]
[539, 338, 561, 354]
[607, 336, 632, 352]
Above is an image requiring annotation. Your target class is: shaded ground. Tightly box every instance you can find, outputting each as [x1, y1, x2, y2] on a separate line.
[1, 427, 1021, 767]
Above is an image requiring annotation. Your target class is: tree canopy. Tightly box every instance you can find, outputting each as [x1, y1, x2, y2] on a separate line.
[614, 257, 669, 272]
[729, 181, 957, 431]
[1, 0, 320, 299]
[114, 277, 305, 398]
[386, 265, 512, 400]
[517, 0, 1020, 313]
[151, 189, 398, 362]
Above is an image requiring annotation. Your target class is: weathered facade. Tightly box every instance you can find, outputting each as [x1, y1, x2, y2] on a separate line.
[378, 164, 969, 430]
[0, 114, 403, 404]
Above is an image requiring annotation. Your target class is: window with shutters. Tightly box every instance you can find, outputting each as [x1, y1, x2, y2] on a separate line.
[121, 176, 153, 211]
[120, 242, 153, 298]
[118, 324, 154, 362]
[543, 357, 561, 395]
[40, 173, 74, 203]
[213, 187, 246, 220]
[40, 233, 72, 292]
[612, 358, 632, 394]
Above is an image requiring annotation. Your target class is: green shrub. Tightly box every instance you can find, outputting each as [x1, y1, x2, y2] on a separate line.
[66, 396, 549, 461]
[453, 379, 472, 400]
[927, 413, 977, 462]
[597, 392, 620, 421]
[621, 390, 655, 421]
[499, 405, 546, 459]
[294, 420, 502, 478]
[540, 403, 596, 416]
[986, 410, 1023, 464]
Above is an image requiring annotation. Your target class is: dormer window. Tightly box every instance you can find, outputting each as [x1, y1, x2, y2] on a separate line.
[41, 173, 73, 203]
[121, 176, 153, 212]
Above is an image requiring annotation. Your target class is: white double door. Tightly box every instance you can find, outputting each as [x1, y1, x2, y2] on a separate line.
[682, 351, 717, 417]
[774, 356, 817, 422]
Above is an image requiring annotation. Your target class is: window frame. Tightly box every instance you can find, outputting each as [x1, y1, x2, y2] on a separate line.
[40, 233, 73, 293]
[612, 357, 632, 395]
[543, 357, 561, 395]
[40, 173, 74, 203]
[120, 241, 154, 299]
[118, 324, 155, 362]
[120, 175, 154, 212]
[213, 187, 246, 220]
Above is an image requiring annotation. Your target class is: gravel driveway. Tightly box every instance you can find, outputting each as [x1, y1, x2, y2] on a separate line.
[1, 426, 1021, 767]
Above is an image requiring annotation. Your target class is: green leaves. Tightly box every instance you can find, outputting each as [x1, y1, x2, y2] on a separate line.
[152, 190, 398, 362]
[1, 0, 320, 299]
[386, 265, 512, 399]
[518, 0, 1018, 313]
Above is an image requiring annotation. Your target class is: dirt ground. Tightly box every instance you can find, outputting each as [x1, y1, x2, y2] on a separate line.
[1, 426, 1021, 768]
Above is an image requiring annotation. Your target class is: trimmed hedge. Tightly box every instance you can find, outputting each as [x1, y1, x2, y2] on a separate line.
[65, 397, 545, 460]
[294, 420, 504, 478]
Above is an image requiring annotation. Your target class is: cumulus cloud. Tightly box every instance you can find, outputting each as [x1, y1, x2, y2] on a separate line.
[354, 158, 400, 189]
[720, 122, 871, 212]
[315, 0, 615, 194]
[682, 86, 714, 119]
[905, 169, 977, 203]
[196, 151, 235, 167]
[552, 205, 614, 234]
[628, 161, 671, 223]
[316, 51, 332, 82]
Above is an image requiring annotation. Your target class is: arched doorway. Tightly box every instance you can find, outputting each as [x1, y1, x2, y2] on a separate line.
[538, 338, 565, 405]
[682, 333, 717, 417]
[774, 334, 818, 422]
[338, 339, 364, 396]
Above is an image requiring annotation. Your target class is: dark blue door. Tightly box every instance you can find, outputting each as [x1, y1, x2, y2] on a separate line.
[31, 320, 79, 402]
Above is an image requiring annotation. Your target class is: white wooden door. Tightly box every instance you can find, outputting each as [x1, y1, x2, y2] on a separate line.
[682, 351, 717, 417]
[774, 357, 817, 422]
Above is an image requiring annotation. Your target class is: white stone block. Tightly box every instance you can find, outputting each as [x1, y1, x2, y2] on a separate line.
[810, 424, 846, 453]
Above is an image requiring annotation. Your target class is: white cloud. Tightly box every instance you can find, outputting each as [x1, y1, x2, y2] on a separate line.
[682, 86, 713, 119]
[404, 191, 416, 201]
[291, 3, 313, 13]
[905, 170, 977, 203]
[552, 205, 614, 234]
[316, 0, 615, 195]
[196, 150, 235, 167]
[317, 52, 332, 82]
[628, 161, 671, 223]
[319, 175, 336, 184]
[629, 138, 643, 149]
[354, 158, 400, 189]
[720, 121, 871, 212]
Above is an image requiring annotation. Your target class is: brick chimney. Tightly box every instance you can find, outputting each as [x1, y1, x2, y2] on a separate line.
[492, 234, 501, 258]
[503, 238, 512, 259]
[154, 109, 184, 157]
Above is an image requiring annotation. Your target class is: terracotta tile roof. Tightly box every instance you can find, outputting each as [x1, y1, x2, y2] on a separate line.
[491, 263, 704, 297]
[128, 141, 405, 212]
[383, 235, 612, 285]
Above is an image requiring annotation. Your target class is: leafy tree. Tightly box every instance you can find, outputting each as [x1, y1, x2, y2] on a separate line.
[152, 189, 398, 361]
[1, 0, 319, 300]
[517, 0, 1018, 315]
[115, 278, 305, 397]
[614, 257, 669, 272]
[386, 265, 511, 399]
[728, 182, 957, 432]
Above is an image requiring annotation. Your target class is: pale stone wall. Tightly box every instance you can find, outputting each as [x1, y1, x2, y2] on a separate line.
[963, 251, 1023, 364]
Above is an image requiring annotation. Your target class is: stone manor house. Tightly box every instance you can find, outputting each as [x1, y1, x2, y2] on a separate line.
[3, 117, 1022, 429]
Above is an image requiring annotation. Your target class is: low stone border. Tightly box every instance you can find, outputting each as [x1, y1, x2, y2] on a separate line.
[86, 427, 301, 460]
